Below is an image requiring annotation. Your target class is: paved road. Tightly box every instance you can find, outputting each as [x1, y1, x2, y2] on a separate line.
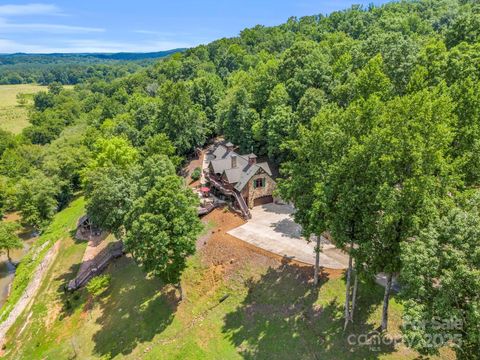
[227, 203, 349, 269]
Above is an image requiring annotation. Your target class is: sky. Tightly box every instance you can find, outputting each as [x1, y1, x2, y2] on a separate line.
[0, 1, 391, 54]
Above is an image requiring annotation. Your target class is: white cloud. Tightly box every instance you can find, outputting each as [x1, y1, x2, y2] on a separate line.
[0, 38, 192, 54]
[0, 3, 61, 16]
[0, 19, 104, 33]
[0, 4, 102, 35]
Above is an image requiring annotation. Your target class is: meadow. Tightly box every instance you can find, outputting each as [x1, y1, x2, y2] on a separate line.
[0, 84, 46, 134]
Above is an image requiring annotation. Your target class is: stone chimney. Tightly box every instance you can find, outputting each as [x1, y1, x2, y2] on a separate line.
[248, 153, 257, 166]
[231, 155, 237, 168]
[225, 141, 234, 152]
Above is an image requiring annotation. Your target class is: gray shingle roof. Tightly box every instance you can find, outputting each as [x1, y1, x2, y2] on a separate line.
[208, 143, 273, 191]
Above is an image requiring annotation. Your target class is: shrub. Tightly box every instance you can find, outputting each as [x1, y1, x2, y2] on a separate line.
[86, 274, 111, 297]
[191, 167, 202, 181]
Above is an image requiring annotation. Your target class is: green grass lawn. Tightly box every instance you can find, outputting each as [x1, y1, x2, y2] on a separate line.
[0, 197, 86, 323]
[4, 219, 455, 360]
[0, 84, 47, 134]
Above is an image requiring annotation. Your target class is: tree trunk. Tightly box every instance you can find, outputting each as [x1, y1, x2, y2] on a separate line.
[343, 252, 353, 331]
[177, 282, 184, 301]
[381, 273, 393, 332]
[350, 272, 359, 322]
[313, 235, 321, 287]
[6, 249, 14, 267]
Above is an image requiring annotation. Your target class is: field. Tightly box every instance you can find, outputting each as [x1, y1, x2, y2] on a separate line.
[3, 208, 454, 360]
[0, 84, 46, 134]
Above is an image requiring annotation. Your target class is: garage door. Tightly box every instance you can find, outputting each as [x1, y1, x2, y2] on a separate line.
[253, 195, 273, 207]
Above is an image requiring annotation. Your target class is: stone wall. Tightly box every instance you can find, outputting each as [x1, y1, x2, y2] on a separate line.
[246, 172, 276, 208]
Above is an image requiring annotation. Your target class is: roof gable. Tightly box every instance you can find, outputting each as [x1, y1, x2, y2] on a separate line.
[208, 142, 274, 191]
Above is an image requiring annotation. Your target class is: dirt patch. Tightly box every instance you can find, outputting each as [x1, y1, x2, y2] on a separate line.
[199, 209, 343, 281]
[2, 212, 21, 223]
[44, 301, 62, 330]
[184, 151, 204, 188]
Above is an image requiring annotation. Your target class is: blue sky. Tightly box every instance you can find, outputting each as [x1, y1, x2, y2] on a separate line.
[0, 1, 391, 54]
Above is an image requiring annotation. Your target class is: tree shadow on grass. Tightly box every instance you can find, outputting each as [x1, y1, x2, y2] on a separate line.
[55, 260, 84, 319]
[222, 260, 396, 360]
[91, 256, 178, 358]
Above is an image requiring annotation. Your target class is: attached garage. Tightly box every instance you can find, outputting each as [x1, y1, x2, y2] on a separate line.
[253, 195, 273, 207]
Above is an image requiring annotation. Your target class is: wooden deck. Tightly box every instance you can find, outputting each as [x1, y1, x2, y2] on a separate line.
[204, 172, 251, 219]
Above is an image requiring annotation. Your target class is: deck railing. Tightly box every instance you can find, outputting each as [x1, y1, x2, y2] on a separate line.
[67, 241, 124, 291]
[204, 172, 251, 219]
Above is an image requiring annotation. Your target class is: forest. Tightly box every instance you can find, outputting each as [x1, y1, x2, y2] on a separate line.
[0, 0, 479, 358]
[0, 50, 184, 85]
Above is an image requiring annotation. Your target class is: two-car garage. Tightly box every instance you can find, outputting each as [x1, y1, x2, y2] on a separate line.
[253, 195, 274, 207]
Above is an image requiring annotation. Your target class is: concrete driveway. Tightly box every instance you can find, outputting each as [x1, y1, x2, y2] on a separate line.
[227, 203, 349, 269]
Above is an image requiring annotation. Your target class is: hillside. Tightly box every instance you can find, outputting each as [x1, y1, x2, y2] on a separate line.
[3, 209, 455, 359]
[0, 0, 479, 359]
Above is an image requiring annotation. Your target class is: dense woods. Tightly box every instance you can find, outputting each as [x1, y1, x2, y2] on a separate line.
[1, 0, 479, 358]
[0, 51, 184, 85]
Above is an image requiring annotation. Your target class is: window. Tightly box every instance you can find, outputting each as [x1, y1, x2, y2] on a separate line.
[254, 178, 265, 188]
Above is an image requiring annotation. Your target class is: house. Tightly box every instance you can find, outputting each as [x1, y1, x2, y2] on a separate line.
[205, 142, 276, 217]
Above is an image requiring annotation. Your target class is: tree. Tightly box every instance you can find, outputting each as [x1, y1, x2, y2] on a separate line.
[124, 175, 202, 294]
[33, 91, 55, 111]
[262, 84, 294, 162]
[353, 55, 392, 101]
[136, 155, 176, 196]
[0, 129, 16, 158]
[358, 87, 456, 331]
[450, 77, 480, 185]
[16, 171, 59, 229]
[83, 136, 139, 236]
[296, 88, 326, 126]
[48, 82, 63, 95]
[142, 133, 181, 167]
[156, 81, 207, 155]
[401, 193, 480, 360]
[191, 167, 201, 181]
[86, 136, 138, 173]
[189, 71, 224, 126]
[279, 96, 384, 322]
[84, 166, 138, 238]
[278, 105, 346, 288]
[217, 75, 259, 153]
[16, 93, 28, 106]
[0, 221, 22, 265]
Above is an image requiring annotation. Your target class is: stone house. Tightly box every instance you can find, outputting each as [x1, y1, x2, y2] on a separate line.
[205, 142, 276, 216]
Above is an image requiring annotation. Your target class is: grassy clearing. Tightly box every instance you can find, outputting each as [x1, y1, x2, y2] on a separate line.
[0, 84, 47, 134]
[4, 211, 454, 360]
[0, 197, 85, 322]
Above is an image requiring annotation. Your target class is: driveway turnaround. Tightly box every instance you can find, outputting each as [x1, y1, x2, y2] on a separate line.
[227, 203, 349, 269]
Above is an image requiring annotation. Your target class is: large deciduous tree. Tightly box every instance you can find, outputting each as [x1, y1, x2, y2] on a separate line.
[0, 221, 22, 265]
[84, 166, 137, 238]
[359, 87, 457, 331]
[16, 171, 58, 230]
[401, 193, 480, 360]
[156, 81, 207, 155]
[124, 175, 202, 293]
[83, 137, 139, 236]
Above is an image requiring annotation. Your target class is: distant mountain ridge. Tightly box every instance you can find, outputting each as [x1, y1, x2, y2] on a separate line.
[0, 48, 186, 85]
[0, 48, 186, 62]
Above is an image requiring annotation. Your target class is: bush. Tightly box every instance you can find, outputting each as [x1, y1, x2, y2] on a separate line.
[86, 274, 111, 297]
[191, 167, 202, 181]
